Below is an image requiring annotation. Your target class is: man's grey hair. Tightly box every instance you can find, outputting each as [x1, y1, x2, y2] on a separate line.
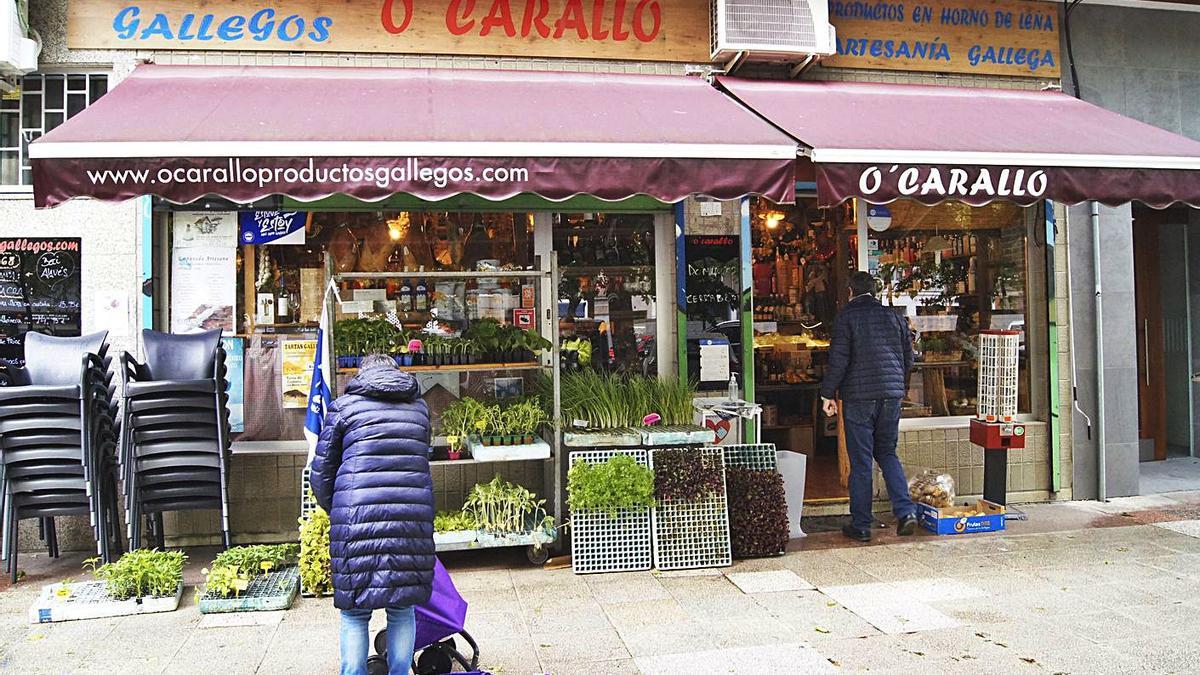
[360, 353, 398, 371]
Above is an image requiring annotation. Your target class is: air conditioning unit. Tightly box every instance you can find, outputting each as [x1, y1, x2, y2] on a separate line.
[0, 0, 38, 76]
[711, 0, 836, 62]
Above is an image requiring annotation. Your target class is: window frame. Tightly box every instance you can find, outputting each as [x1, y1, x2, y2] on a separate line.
[0, 69, 112, 193]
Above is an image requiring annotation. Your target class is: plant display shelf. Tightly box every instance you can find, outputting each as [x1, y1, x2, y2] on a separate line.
[565, 426, 716, 449]
[569, 449, 654, 575]
[29, 581, 183, 624]
[198, 567, 300, 614]
[326, 254, 565, 561]
[435, 526, 555, 553]
[649, 447, 732, 571]
[337, 362, 540, 375]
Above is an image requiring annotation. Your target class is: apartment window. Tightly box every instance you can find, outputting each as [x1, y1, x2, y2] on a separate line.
[1, 73, 109, 187]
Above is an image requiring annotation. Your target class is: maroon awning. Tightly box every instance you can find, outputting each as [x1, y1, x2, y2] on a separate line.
[719, 78, 1200, 208]
[30, 65, 798, 208]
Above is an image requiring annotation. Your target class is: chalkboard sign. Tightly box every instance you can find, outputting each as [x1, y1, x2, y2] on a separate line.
[0, 238, 83, 367]
[684, 235, 740, 329]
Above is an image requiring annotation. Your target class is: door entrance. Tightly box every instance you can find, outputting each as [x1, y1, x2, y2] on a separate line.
[1134, 206, 1198, 493]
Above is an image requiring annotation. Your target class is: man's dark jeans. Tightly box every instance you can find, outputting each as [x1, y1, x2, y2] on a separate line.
[843, 398, 916, 531]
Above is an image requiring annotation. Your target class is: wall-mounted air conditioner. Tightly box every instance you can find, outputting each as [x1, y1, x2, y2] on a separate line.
[711, 0, 836, 62]
[1, 0, 38, 76]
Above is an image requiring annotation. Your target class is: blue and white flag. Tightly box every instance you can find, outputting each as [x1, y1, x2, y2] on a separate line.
[304, 286, 334, 467]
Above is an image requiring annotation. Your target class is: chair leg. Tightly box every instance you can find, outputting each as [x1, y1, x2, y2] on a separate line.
[154, 513, 165, 550]
[47, 518, 58, 559]
[9, 508, 18, 585]
[38, 518, 45, 544]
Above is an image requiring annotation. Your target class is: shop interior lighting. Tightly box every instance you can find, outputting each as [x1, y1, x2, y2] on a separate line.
[765, 212, 785, 229]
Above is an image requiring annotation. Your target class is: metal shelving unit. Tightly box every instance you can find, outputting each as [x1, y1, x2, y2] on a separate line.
[325, 255, 563, 561]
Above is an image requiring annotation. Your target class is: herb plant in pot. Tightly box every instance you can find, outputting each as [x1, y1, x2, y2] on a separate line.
[434, 510, 478, 546]
[463, 475, 553, 542]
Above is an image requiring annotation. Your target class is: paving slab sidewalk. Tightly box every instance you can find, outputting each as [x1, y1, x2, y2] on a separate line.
[3, 494, 1200, 674]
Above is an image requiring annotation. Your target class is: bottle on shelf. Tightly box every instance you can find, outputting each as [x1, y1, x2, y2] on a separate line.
[414, 268, 429, 311]
[400, 279, 414, 312]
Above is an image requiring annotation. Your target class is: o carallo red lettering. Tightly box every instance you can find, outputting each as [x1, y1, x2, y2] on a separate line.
[381, 0, 663, 42]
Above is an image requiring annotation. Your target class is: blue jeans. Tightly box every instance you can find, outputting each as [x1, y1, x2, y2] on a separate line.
[340, 606, 416, 675]
[842, 399, 916, 531]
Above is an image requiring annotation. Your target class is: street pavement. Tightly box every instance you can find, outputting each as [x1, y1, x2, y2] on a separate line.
[3, 493, 1200, 674]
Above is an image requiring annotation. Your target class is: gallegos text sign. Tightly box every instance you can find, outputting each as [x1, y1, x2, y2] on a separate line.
[825, 0, 1060, 78]
[67, 0, 710, 63]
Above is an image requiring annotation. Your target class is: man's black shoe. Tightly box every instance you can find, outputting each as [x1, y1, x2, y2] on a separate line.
[897, 514, 918, 536]
[842, 524, 871, 542]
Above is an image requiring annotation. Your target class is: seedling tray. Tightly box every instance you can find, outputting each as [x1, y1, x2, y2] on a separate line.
[29, 581, 182, 624]
[436, 526, 554, 552]
[467, 438, 551, 462]
[569, 449, 654, 574]
[640, 425, 716, 447]
[563, 428, 642, 448]
[198, 566, 300, 614]
[649, 447, 732, 571]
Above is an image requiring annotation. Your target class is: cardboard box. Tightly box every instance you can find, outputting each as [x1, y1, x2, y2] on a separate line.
[352, 289, 388, 303]
[787, 424, 814, 455]
[918, 500, 1006, 535]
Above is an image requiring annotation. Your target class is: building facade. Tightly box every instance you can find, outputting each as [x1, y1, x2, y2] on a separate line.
[15, 0, 1200, 549]
[1060, 1, 1200, 498]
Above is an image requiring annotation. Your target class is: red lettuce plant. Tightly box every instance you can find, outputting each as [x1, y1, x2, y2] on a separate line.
[726, 467, 789, 558]
[652, 449, 724, 502]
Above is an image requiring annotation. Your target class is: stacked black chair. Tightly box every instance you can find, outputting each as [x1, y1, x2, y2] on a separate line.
[0, 331, 123, 581]
[120, 329, 231, 550]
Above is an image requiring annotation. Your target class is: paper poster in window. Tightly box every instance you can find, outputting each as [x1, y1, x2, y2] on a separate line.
[222, 336, 245, 433]
[173, 212, 237, 248]
[281, 338, 317, 409]
[171, 247, 236, 334]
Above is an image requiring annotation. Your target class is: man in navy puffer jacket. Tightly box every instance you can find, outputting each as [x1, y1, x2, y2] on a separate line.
[820, 272, 918, 543]
[312, 354, 435, 675]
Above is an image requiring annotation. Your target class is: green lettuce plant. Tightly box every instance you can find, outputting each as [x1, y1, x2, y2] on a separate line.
[567, 455, 655, 518]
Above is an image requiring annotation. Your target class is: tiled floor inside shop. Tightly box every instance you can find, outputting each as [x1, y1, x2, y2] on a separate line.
[4, 491, 1200, 674]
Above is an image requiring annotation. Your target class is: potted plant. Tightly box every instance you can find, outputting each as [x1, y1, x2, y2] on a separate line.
[464, 318, 502, 363]
[298, 505, 332, 597]
[408, 338, 424, 366]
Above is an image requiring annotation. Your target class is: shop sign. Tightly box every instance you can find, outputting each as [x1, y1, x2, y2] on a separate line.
[281, 338, 317, 409]
[67, 0, 710, 63]
[239, 211, 309, 246]
[825, 0, 1060, 78]
[0, 238, 82, 370]
[820, 162, 1052, 207]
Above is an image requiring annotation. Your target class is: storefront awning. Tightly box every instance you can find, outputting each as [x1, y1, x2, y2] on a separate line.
[719, 78, 1200, 208]
[30, 65, 798, 208]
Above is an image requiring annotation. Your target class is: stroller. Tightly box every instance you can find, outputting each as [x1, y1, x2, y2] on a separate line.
[367, 558, 485, 675]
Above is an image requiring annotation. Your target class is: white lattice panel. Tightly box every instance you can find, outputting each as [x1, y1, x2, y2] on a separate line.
[569, 449, 653, 575]
[649, 448, 732, 571]
[720, 443, 778, 472]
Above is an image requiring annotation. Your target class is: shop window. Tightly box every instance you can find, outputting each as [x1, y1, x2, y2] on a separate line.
[167, 209, 538, 444]
[0, 73, 109, 187]
[554, 213, 657, 376]
[869, 201, 1034, 419]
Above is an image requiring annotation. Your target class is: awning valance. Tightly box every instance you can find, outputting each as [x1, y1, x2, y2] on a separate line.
[718, 77, 1200, 208]
[30, 65, 798, 208]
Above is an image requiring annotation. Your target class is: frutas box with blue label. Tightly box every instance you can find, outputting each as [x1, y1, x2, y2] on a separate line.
[918, 500, 1006, 535]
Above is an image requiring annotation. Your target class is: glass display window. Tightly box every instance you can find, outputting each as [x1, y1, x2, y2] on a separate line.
[553, 213, 657, 376]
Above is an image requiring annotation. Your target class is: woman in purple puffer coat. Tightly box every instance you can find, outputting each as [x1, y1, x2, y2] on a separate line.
[311, 354, 435, 675]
